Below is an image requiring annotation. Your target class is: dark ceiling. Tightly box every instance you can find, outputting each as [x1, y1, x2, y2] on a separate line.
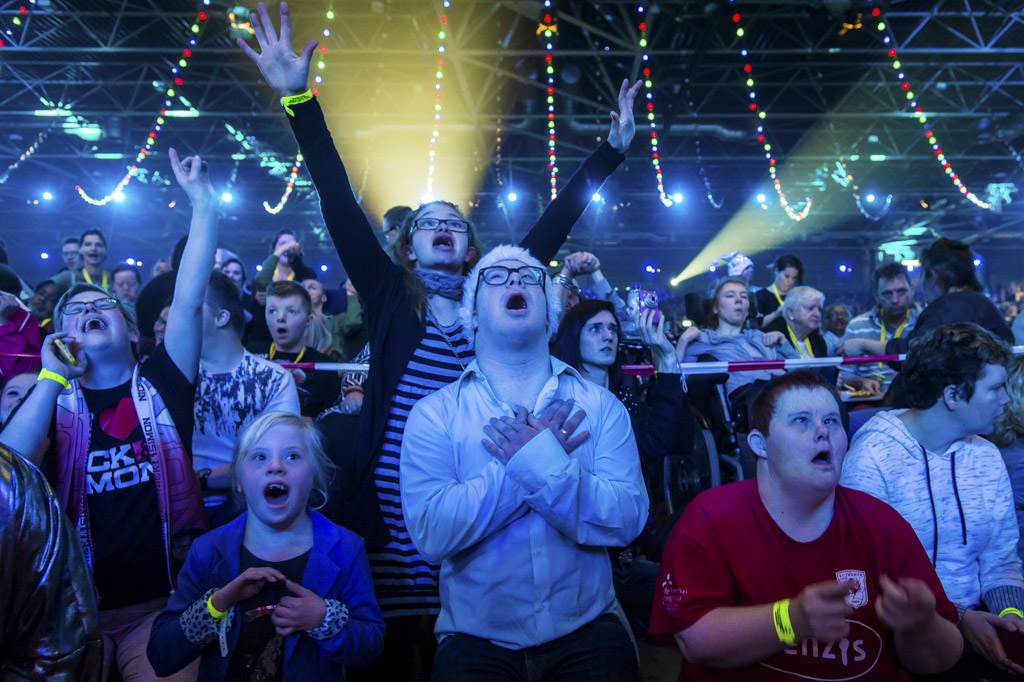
[2, 0, 1023, 288]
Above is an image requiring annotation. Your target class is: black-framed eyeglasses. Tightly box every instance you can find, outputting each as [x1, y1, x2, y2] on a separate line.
[412, 217, 469, 233]
[60, 296, 121, 315]
[478, 265, 546, 287]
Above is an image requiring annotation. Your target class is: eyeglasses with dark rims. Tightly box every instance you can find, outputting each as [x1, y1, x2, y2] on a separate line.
[411, 217, 469, 233]
[60, 296, 121, 315]
[477, 265, 546, 288]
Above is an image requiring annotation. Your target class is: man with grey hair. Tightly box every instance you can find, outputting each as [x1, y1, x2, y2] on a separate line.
[400, 244, 649, 680]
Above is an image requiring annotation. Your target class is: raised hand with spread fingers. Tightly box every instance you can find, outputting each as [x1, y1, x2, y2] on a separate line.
[237, 2, 317, 97]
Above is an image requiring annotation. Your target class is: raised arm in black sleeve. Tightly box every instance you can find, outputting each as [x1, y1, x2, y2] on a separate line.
[519, 142, 625, 264]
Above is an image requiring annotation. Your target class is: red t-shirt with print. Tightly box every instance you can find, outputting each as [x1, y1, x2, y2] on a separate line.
[650, 480, 957, 681]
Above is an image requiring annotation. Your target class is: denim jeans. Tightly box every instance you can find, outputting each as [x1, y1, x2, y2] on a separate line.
[430, 613, 640, 682]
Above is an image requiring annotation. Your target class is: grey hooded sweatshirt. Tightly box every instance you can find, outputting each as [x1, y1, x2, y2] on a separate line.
[841, 409, 1024, 615]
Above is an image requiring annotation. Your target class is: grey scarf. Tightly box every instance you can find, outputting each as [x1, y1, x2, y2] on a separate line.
[416, 270, 466, 301]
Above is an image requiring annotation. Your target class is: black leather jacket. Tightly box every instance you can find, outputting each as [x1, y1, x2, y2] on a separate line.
[0, 444, 102, 680]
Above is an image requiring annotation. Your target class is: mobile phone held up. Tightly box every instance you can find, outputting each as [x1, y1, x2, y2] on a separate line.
[53, 338, 78, 366]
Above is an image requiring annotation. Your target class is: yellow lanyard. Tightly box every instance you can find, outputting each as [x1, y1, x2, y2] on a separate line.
[786, 323, 814, 358]
[874, 310, 910, 379]
[771, 283, 785, 307]
[273, 266, 295, 281]
[40, 317, 52, 328]
[269, 343, 305, 363]
[82, 268, 108, 289]
[879, 309, 909, 343]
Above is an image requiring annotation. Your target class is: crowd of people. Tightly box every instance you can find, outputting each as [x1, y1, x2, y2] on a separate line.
[3, 3, 1024, 682]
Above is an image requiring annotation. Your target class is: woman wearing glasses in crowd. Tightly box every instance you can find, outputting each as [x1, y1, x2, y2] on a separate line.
[238, 3, 640, 677]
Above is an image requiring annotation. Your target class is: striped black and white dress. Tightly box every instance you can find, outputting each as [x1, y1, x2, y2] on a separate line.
[368, 310, 473, 617]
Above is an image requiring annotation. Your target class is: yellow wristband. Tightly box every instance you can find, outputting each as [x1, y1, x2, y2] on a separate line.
[773, 598, 796, 644]
[207, 594, 228, 621]
[999, 607, 1024, 619]
[281, 89, 314, 117]
[38, 368, 70, 390]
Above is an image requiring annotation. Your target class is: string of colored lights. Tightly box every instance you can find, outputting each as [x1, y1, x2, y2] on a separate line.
[253, 7, 332, 213]
[694, 133, 722, 209]
[263, 153, 304, 214]
[0, 5, 30, 46]
[424, 1, 451, 199]
[636, 4, 673, 207]
[870, 7, 991, 209]
[680, 79, 721, 208]
[76, 9, 209, 205]
[0, 128, 48, 184]
[311, 7, 336, 98]
[494, 119, 505, 190]
[829, 154, 889, 220]
[730, 11, 812, 221]
[541, 1, 559, 200]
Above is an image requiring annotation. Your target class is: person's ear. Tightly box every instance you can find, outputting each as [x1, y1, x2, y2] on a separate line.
[215, 309, 231, 330]
[406, 241, 417, 263]
[463, 244, 478, 266]
[942, 384, 961, 410]
[748, 430, 769, 460]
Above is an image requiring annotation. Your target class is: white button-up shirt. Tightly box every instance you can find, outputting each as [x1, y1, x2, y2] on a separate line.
[400, 357, 648, 649]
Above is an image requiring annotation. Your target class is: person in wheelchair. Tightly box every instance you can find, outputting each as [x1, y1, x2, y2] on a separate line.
[676, 277, 786, 432]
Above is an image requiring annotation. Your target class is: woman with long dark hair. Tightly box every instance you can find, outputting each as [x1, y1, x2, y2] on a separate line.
[551, 300, 693, 477]
[551, 299, 695, 637]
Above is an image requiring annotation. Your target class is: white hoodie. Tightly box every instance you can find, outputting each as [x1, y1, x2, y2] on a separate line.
[841, 409, 1024, 614]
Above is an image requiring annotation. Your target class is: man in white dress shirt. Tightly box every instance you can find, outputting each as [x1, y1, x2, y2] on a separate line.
[400, 244, 648, 681]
